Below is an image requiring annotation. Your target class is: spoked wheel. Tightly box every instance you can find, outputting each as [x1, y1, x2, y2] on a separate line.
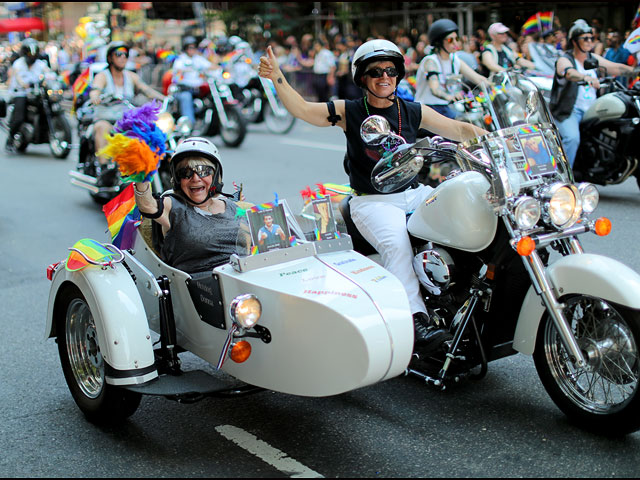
[534, 295, 640, 435]
[219, 104, 247, 147]
[49, 115, 72, 159]
[263, 100, 296, 134]
[57, 287, 141, 423]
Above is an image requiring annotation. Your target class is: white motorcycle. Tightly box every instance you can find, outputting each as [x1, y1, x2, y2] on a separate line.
[339, 72, 640, 435]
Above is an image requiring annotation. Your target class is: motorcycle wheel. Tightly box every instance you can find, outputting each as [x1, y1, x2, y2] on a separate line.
[49, 115, 72, 159]
[57, 286, 142, 423]
[263, 100, 296, 134]
[533, 295, 640, 435]
[219, 104, 247, 148]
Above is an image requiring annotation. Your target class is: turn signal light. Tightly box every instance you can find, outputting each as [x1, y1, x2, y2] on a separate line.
[516, 236, 536, 256]
[595, 217, 612, 236]
[230, 341, 252, 363]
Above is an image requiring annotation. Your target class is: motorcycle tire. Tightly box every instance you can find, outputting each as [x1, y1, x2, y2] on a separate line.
[49, 115, 72, 159]
[219, 104, 247, 148]
[533, 294, 640, 435]
[263, 100, 296, 135]
[56, 285, 142, 424]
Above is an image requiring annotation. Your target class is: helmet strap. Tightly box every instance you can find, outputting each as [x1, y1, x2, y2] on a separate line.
[363, 85, 397, 102]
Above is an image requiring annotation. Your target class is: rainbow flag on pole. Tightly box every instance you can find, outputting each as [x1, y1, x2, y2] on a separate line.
[521, 11, 554, 35]
[102, 183, 141, 250]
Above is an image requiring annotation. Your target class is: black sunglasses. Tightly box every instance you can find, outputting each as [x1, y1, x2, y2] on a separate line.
[364, 66, 399, 78]
[114, 51, 128, 58]
[579, 36, 595, 42]
[176, 165, 214, 180]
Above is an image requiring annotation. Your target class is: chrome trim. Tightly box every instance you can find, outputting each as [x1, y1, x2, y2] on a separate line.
[106, 370, 158, 386]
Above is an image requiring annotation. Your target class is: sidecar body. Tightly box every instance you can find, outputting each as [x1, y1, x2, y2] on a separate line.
[46, 219, 414, 408]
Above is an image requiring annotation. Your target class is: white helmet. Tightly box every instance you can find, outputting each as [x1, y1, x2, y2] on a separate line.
[351, 39, 405, 88]
[170, 137, 224, 195]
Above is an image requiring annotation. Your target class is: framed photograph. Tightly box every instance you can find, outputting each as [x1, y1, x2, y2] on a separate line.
[312, 197, 338, 240]
[519, 132, 556, 176]
[247, 204, 291, 254]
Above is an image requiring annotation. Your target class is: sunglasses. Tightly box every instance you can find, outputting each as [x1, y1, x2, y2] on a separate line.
[364, 66, 399, 78]
[446, 36, 460, 43]
[579, 36, 595, 42]
[176, 165, 215, 180]
[114, 49, 128, 58]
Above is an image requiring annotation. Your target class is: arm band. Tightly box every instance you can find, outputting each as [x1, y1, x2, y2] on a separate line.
[326, 101, 341, 126]
[139, 195, 165, 219]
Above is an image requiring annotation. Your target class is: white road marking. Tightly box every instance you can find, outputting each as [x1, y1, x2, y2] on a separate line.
[280, 138, 345, 152]
[215, 424, 324, 478]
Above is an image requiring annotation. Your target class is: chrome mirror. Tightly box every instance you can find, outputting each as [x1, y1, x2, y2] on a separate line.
[360, 115, 392, 145]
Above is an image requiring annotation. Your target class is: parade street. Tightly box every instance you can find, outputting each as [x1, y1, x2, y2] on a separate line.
[1, 121, 640, 478]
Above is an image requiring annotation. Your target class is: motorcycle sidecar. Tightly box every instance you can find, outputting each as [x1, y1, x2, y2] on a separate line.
[46, 220, 414, 421]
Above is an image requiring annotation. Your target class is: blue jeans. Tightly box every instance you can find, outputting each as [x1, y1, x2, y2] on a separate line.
[556, 106, 586, 167]
[176, 89, 196, 125]
[428, 103, 459, 119]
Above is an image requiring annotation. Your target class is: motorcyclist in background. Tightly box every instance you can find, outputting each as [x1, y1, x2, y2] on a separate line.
[414, 19, 491, 119]
[89, 41, 165, 165]
[5, 38, 49, 153]
[172, 36, 216, 126]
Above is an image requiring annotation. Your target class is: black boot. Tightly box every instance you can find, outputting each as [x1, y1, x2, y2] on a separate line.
[412, 311, 452, 358]
[5, 136, 16, 154]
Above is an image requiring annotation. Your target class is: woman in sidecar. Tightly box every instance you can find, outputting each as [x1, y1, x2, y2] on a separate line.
[46, 136, 416, 423]
[132, 137, 241, 273]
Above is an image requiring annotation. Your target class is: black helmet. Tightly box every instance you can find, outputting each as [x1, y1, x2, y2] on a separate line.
[21, 38, 39, 65]
[428, 18, 459, 46]
[351, 39, 405, 88]
[182, 36, 198, 51]
[106, 41, 129, 63]
[170, 137, 224, 199]
[568, 19, 592, 43]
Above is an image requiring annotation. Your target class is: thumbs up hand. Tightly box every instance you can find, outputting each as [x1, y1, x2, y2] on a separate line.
[258, 45, 281, 81]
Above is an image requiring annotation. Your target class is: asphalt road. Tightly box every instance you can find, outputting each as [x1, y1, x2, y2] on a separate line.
[1, 119, 640, 478]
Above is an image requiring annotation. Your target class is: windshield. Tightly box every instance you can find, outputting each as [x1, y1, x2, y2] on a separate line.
[233, 190, 351, 269]
[472, 71, 554, 131]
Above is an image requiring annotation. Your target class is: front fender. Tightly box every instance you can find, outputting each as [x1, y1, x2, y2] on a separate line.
[46, 263, 156, 385]
[513, 253, 640, 355]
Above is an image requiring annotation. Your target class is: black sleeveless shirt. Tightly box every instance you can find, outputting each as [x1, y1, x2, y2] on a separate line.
[344, 97, 422, 194]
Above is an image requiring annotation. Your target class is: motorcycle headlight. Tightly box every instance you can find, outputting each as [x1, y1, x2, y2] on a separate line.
[156, 112, 175, 134]
[513, 196, 541, 230]
[578, 182, 599, 214]
[229, 294, 262, 329]
[176, 115, 193, 135]
[543, 183, 582, 229]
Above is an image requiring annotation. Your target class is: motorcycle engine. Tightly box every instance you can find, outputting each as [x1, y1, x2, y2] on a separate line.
[412, 246, 455, 296]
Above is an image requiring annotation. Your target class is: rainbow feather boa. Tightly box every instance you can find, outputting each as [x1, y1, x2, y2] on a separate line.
[98, 101, 168, 183]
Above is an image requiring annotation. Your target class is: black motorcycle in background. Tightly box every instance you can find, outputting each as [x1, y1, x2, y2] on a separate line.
[0, 74, 72, 159]
[573, 75, 640, 190]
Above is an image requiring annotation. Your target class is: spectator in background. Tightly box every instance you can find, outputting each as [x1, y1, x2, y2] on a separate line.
[312, 38, 336, 101]
[604, 31, 635, 65]
[592, 25, 605, 55]
[481, 22, 536, 74]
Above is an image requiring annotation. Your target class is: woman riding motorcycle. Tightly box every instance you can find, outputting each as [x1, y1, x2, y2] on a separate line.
[89, 41, 165, 165]
[550, 19, 634, 166]
[258, 38, 487, 356]
[5, 39, 49, 153]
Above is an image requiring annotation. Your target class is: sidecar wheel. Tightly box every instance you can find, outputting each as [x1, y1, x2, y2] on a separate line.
[533, 295, 640, 435]
[57, 287, 141, 423]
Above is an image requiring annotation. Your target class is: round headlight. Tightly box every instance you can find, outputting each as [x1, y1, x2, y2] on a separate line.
[156, 112, 175, 134]
[229, 294, 262, 329]
[578, 182, 599, 214]
[547, 184, 582, 228]
[514, 196, 541, 230]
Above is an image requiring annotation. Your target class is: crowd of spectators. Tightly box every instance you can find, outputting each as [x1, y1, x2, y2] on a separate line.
[1, 15, 637, 97]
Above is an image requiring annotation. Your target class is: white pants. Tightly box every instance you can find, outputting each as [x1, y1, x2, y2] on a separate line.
[350, 184, 434, 315]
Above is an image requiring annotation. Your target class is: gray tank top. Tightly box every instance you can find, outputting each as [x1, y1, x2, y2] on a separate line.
[161, 196, 240, 273]
[103, 68, 135, 100]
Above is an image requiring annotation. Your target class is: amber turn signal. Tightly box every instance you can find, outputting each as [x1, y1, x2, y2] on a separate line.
[517, 236, 536, 256]
[594, 217, 612, 236]
[230, 341, 252, 363]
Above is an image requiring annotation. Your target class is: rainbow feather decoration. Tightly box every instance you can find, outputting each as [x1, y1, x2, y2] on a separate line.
[98, 101, 167, 183]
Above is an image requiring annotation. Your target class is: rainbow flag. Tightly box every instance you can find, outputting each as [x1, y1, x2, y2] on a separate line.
[66, 239, 119, 272]
[521, 11, 554, 35]
[624, 26, 640, 54]
[633, 3, 640, 29]
[102, 183, 141, 250]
